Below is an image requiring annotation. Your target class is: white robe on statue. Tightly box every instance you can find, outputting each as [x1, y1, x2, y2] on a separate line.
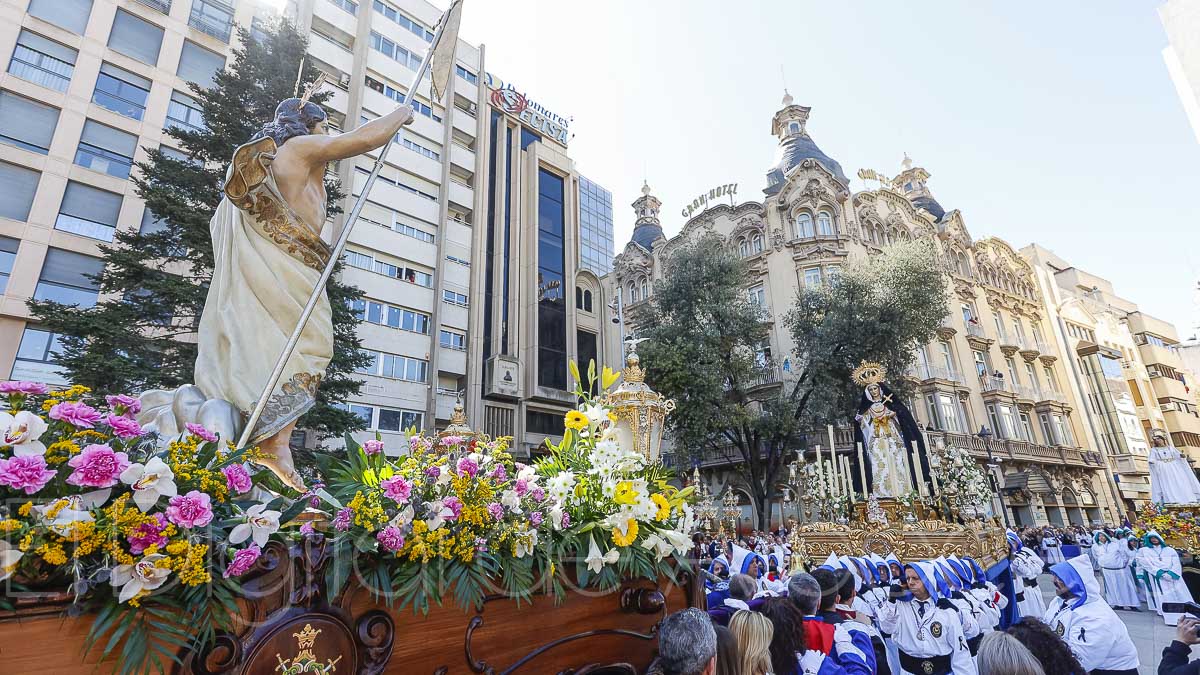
[1137, 532, 1194, 626]
[1149, 442, 1200, 504]
[194, 137, 333, 445]
[1094, 536, 1140, 608]
[856, 389, 912, 498]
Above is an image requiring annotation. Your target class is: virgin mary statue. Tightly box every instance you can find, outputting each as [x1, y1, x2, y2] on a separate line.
[851, 361, 928, 498]
[1149, 430, 1200, 504]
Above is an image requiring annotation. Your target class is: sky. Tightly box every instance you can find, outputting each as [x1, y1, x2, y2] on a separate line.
[457, 0, 1200, 336]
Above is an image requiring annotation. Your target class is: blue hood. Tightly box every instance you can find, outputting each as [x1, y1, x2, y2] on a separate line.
[906, 562, 941, 603]
[1007, 531, 1023, 553]
[1051, 555, 1099, 609]
[961, 557, 986, 584]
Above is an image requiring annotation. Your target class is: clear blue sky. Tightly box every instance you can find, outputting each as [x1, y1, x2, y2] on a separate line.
[459, 0, 1200, 336]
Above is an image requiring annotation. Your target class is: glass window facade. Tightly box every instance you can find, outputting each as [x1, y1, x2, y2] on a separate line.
[0, 161, 41, 222]
[0, 236, 17, 294]
[55, 181, 122, 242]
[578, 330, 598, 395]
[12, 327, 66, 384]
[93, 62, 151, 120]
[537, 168, 567, 390]
[166, 90, 206, 132]
[177, 40, 225, 88]
[9, 30, 76, 92]
[0, 90, 59, 153]
[372, 1, 434, 41]
[578, 175, 614, 275]
[75, 120, 137, 179]
[35, 247, 103, 307]
[107, 10, 163, 66]
[28, 0, 93, 34]
[188, 0, 234, 42]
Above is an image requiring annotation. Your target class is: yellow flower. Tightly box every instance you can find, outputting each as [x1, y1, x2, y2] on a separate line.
[602, 366, 621, 390]
[564, 411, 588, 431]
[612, 520, 639, 547]
[17, 502, 32, 517]
[651, 494, 671, 522]
[613, 481, 638, 506]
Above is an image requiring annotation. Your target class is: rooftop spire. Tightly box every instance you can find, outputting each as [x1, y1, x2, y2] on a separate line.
[630, 181, 664, 251]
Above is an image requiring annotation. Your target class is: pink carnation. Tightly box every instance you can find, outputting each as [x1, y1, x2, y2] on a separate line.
[66, 444, 129, 488]
[529, 511, 543, 527]
[440, 435, 463, 446]
[456, 457, 479, 479]
[514, 479, 529, 497]
[222, 464, 253, 494]
[49, 401, 102, 429]
[380, 476, 412, 503]
[531, 487, 546, 502]
[487, 502, 504, 521]
[0, 381, 48, 395]
[443, 496, 462, 521]
[490, 465, 507, 482]
[185, 423, 218, 443]
[127, 514, 168, 554]
[105, 413, 145, 440]
[333, 507, 354, 531]
[362, 439, 385, 455]
[0, 454, 56, 495]
[223, 544, 262, 578]
[104, 394, 141, 416]
[166, 490, 214, 528]
[376, 526, 405, 552]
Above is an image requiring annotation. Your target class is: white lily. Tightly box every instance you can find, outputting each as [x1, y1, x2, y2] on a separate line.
[424, 500, 453, 531]
[0, 410, 48, 457]
[677, 502, 695, 535]
[548, 502, 567, 531]
[641, 533, 674, 561]
[500, 489, 522, 514]
[581, 403, 608, 426]
[661, 528, 693, 555]
[119, 457, 177, 512]
[110, 554, 171, 603]
[0, 540, 23, 581]
[229, 503, 281, 547]
[34, 489, 110, 536]
[585, 536, 620, 573]
[435, 465, 452, 487]
[390, 504, 415, 528]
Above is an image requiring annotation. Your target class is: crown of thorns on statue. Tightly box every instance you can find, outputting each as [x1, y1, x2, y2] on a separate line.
[851, 360, 886, 387]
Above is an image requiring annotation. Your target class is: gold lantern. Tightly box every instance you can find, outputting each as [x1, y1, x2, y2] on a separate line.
[601, 348, 675, 464]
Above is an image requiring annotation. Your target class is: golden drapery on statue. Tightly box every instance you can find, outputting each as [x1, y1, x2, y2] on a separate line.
[193, 137, 333, 445]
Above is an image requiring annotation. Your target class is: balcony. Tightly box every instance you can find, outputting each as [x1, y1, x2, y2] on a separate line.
[997, 331, 1020, 355]
[1035, 341, 1057, 363]
[912, 364, 963, 384]
[133, 0, 171, 13]
[450, 142, 475, 173]
[452, 109, 477, 139]
[1150, 374, 1190, 401]
[1164, 409, 1200, 435]
[448, 179, 473, 211]
[965, 323, 993, 350]
[980, 375, 1014, 395]
[928, 431, 1092, 467]
[189, 2, 234, 43]
[435, 389, 458, 420]
[1036, 389, 1068, 405]
[1138, 342, 1182, 369]
[1127, 312, 1182, 344]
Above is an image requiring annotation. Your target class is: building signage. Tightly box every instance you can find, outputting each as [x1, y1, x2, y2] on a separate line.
[485, 73, 572, 145]
[681, 183, 738, 218]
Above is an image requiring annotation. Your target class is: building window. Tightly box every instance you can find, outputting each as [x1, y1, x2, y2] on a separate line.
[973, 350, 989, 377]
[75, 120, 137, 179]
[1004, 356, 1020, 385]
[938, 393, 961, 433]
[987, 404, 1003, 439]
[446, 255, 469, 267]
[370, 31, 422, 71]
[443, 289, 468, 306]
[372, 0, 435, 41]
[366, 77, 441, 122]
[400, 136, 439, 160]
[0, 236, 17, 294]
[355, 349, 428, 382]
[795, 213, 813, 238]
[1053, 414, 1074, 446]
[376, 407, 423, 432]
[456, 64, 478, 84]
[939, 341, 955, 376]
[35, 248, 103, 307]
[0, 161, 40, 222]
[803, 268, 821, 289]
[537, 168, 567, 390]
[166, 90, 206, 132]
[28, 0, 93, 34]
[177, 40, 225, 88]
[344, 402, 372, 425]
[188, 0, 234, 42]
[748, 285, 765, 306]
[0, 90, 59, 154]
[348, 298, 430, 334]
[526, 410, 563, 436]
[55, 181, 122, 242]
[1039, 412, 1055, 445]
[1043, 366, 1058, 392]
[12, 327, 66, 384]
[329, 0, 357, 15]
[787, 121, 800, 134]
[817, 210, 834, 236]
[9, 30, 76, 92]
[639, 277, 649, 300]
[439, 329, 466, 351]
[739, 238, 750, 257]
[1019, 412, 1035, 442]
[108, 10, 164, 66]
[92, 62, 151, 120]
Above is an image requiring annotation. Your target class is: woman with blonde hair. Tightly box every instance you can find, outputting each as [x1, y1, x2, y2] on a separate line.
[977, 631, 1046, 675]
[728, 610, 774, 675]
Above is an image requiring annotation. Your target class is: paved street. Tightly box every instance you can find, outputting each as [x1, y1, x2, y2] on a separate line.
[1027, 572, 1199, 674]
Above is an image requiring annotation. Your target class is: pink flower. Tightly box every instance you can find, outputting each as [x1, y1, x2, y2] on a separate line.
[185, 423, 218, 443]
[514, 479, 529, 497]
[334, 508, 353, 531]
[222, 464, 252, 494]
[0, 381, 48, 395]
[105, 413, 145, 440]
[490, 465, 507, 482]
[443, 496, 462, 521]
[409, 436, 420, 450]
[49, 401, 101, 429]
[66, 444, 130, 488]
[223, 545, 262, 578]
[127, 514, 168, 554]
[487, 502, 504, 521]
[560, 511, 571, 529]
[440, 435, 463, 446]
[530, 511, 543, 527]
[456, 457, 479, 479]
[424, 466, 441, 479]
[104, 394, 141, 416]
[166, 490, 214, 528]
[362, 439, 384, 455]
[376, 526, 405, 552]
[299, 522, 316, 536]
[0, 454, 56, 494]
[380, 477, 412, 503]
[531, 487, 546, 502]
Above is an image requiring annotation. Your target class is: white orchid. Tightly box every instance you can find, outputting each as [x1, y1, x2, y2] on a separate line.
[586, 535, 620, 573]
[677, 502, 695, 535]
[500, 489, 522, 514]
[0, 540, 23, 581]
[119, 457, 177, 512]
[546, 471, 576, 502]
[424, 500, 454, 531]
[434, 465, 452, 487]
[390, 504, 415, 528]
[515, 528, 538, 558]
[548, 502, 568, 531]
[34, 489, 109, 536]
[230, 503, 281, 547]
[111, 553, 171, 603]
[0, 410, 48, 457]
[641, 532, 675, 561]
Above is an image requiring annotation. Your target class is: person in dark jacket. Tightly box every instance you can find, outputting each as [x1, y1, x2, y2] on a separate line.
[1160, 615, 1200, 675]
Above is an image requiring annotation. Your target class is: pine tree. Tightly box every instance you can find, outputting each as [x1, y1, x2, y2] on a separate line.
[27, 19, 371, 440]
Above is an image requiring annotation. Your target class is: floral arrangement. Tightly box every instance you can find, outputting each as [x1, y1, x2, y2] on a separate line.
[931, 444, 992, 511]
[1135, 503, 1200, 551]
[0, 382, 304, 674]
[313, 360, 696, 612]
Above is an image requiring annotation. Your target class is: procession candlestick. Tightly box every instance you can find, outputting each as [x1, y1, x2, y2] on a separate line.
[841, 456, 853, 501]
[815, 444, 825, 501]
[236, 2, 463, 450]
[856, 442, 868, 496]
[826, 443, 837, 498]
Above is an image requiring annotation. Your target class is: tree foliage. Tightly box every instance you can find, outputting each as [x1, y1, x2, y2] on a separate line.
[640, 235, 949, 529]
[27, 19, 370, 440]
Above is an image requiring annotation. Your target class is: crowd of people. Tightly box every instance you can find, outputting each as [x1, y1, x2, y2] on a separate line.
[647, 525, 1200, 675]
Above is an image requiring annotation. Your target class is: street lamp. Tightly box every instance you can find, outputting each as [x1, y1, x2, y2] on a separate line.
[978, 425, 1012, 528]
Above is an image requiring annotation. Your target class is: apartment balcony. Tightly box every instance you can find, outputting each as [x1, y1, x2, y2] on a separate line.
[1139, 342, 1183, 369]
[452, 108, 477, 140]
[435, 389, 459, 420]
[934, 317, 957, 340]
[929, 431, 1095, 468]
[1128, 312, 1182, 344]
[450, 142, 475, 173]
[912, 364, 963, 384]
[308, 32, 354, 77]
[965, 323, 993, 351]
[133, 0, 171, 13]
[448, 179, 474, 211]
[314, 0, 359, 34]
[1035, 389, 1068, 405]
[1150, 374, 1190, 401]
[1036, 341, 1058, 364]
[997, 331, 1021, 356]
[188, 5, 233, 43]
[1015, 385, 1041, 404]
[1164, 409, 1200, 435]
[438, 345, 467, 375]
[980, 375, 1015, 396]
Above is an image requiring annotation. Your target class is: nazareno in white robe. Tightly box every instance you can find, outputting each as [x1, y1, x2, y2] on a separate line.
[1149, 442, 1200, 504]
[194, 137, 333, 445]
[1136, 532, 1194, 626]
[1043, 555, 1140, 673]
[1094, 537, 1140, 608]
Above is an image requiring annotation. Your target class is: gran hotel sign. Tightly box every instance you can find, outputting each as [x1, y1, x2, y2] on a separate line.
[485, 73, 572, 145]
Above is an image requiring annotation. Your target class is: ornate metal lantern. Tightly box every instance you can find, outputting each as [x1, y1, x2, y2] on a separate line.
[438, 397, 478, 442]
[601, 347, 675, 464]
[722, 488, 741, 531]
